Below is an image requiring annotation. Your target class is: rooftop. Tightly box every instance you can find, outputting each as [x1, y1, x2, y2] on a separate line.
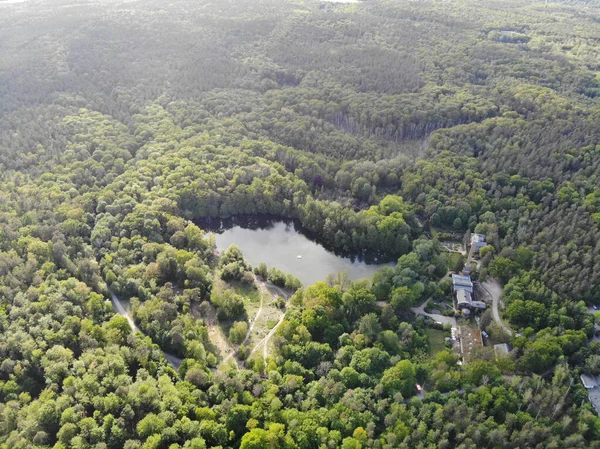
[589, 388, 600, 415]
[456, 290, 472, 306]
[452, 274, 473, 293]
[494, 343, 510, 357]
[581, 374, 599, 389]
[452, 274, 473, 286]
[471, 233, 486, 243]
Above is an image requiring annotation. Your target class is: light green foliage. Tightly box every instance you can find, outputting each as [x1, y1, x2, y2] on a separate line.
[0, 1, 599, 448]
[380, 360, 417, 397]
[229, 321, 249, 345]
[211, 288, 247, 322]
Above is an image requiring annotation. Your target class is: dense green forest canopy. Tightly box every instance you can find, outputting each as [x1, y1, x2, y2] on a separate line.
[2, 0, 600, 448]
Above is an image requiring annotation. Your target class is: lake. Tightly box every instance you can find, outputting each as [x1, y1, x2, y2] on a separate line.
[198, 216, 394, 287]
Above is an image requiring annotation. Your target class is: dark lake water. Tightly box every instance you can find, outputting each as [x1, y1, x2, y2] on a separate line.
[197, 216, 394, 287]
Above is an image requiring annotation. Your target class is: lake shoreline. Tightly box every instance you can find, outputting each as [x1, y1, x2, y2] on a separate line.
[194, 214, 396, 286]
[194, 213, 398, 265]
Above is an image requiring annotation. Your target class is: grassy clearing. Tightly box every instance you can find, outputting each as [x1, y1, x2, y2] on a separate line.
[208, 278, 262, 341]
[245, 306, 282, 350]
[208, 276, 285, 354]
[228, 280, 261, 303]
[425, 328, 447, 355]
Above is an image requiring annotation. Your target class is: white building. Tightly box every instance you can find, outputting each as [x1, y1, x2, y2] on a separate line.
[471, 233, 487, 251]
[581, 374, 599, 389]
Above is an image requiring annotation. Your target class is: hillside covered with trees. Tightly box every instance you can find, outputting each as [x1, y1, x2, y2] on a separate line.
[1, 0, 600, 448]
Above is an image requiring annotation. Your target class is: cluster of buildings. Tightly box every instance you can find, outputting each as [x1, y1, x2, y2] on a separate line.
[452, 274, 486, 313]
[442, 233, 504, 364]
[451, 233, 488, 314]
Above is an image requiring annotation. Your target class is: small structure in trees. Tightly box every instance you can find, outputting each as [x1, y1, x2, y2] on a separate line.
[470, 233, 487, 252]
[494, 343, 511, 359]
[580, 374, 600, 414]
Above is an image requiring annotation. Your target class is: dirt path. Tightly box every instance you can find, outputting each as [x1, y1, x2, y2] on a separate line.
[220, 344, 239, 368]
[263, 282, 291, 299]
[192, 302, 239, 370]
[110, 289, 141, 333]
[264, 313, 285, 360]
[109, 289, 183, 369]
[241, 286, 263, 347]
[249, 279, 292, 361]
[206, 276, 272, 369]
[210, 325, 239, 369]
[200, 278, 293, 368]
[480, 278, 512, 336]
[440, 242, 466, 255]
[249, 311, 285, 361]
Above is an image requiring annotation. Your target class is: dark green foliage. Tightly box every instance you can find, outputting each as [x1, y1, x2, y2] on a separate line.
[1, 0, 600, 448]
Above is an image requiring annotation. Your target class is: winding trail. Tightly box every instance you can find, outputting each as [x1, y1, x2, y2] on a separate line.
[217, 277, 285, 368]
[248, 281, 292, 362]
[241, 287, 264, 348]
[250, 312, 286, 360]
[110, 290, 141, 334]
[219, 291, 264, 369]
[109, 289, 183, 369]
[204, 307, 239, 370]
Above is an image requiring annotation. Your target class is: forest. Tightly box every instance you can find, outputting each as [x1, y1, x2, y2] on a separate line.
[1, 0, 600, 448]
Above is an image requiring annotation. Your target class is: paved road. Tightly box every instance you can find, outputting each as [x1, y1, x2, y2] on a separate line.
[410, 299, 457, 327]
[480, 278, 512, 336]
[109, 289, 183, 369]
[464, 242, 476, 272]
